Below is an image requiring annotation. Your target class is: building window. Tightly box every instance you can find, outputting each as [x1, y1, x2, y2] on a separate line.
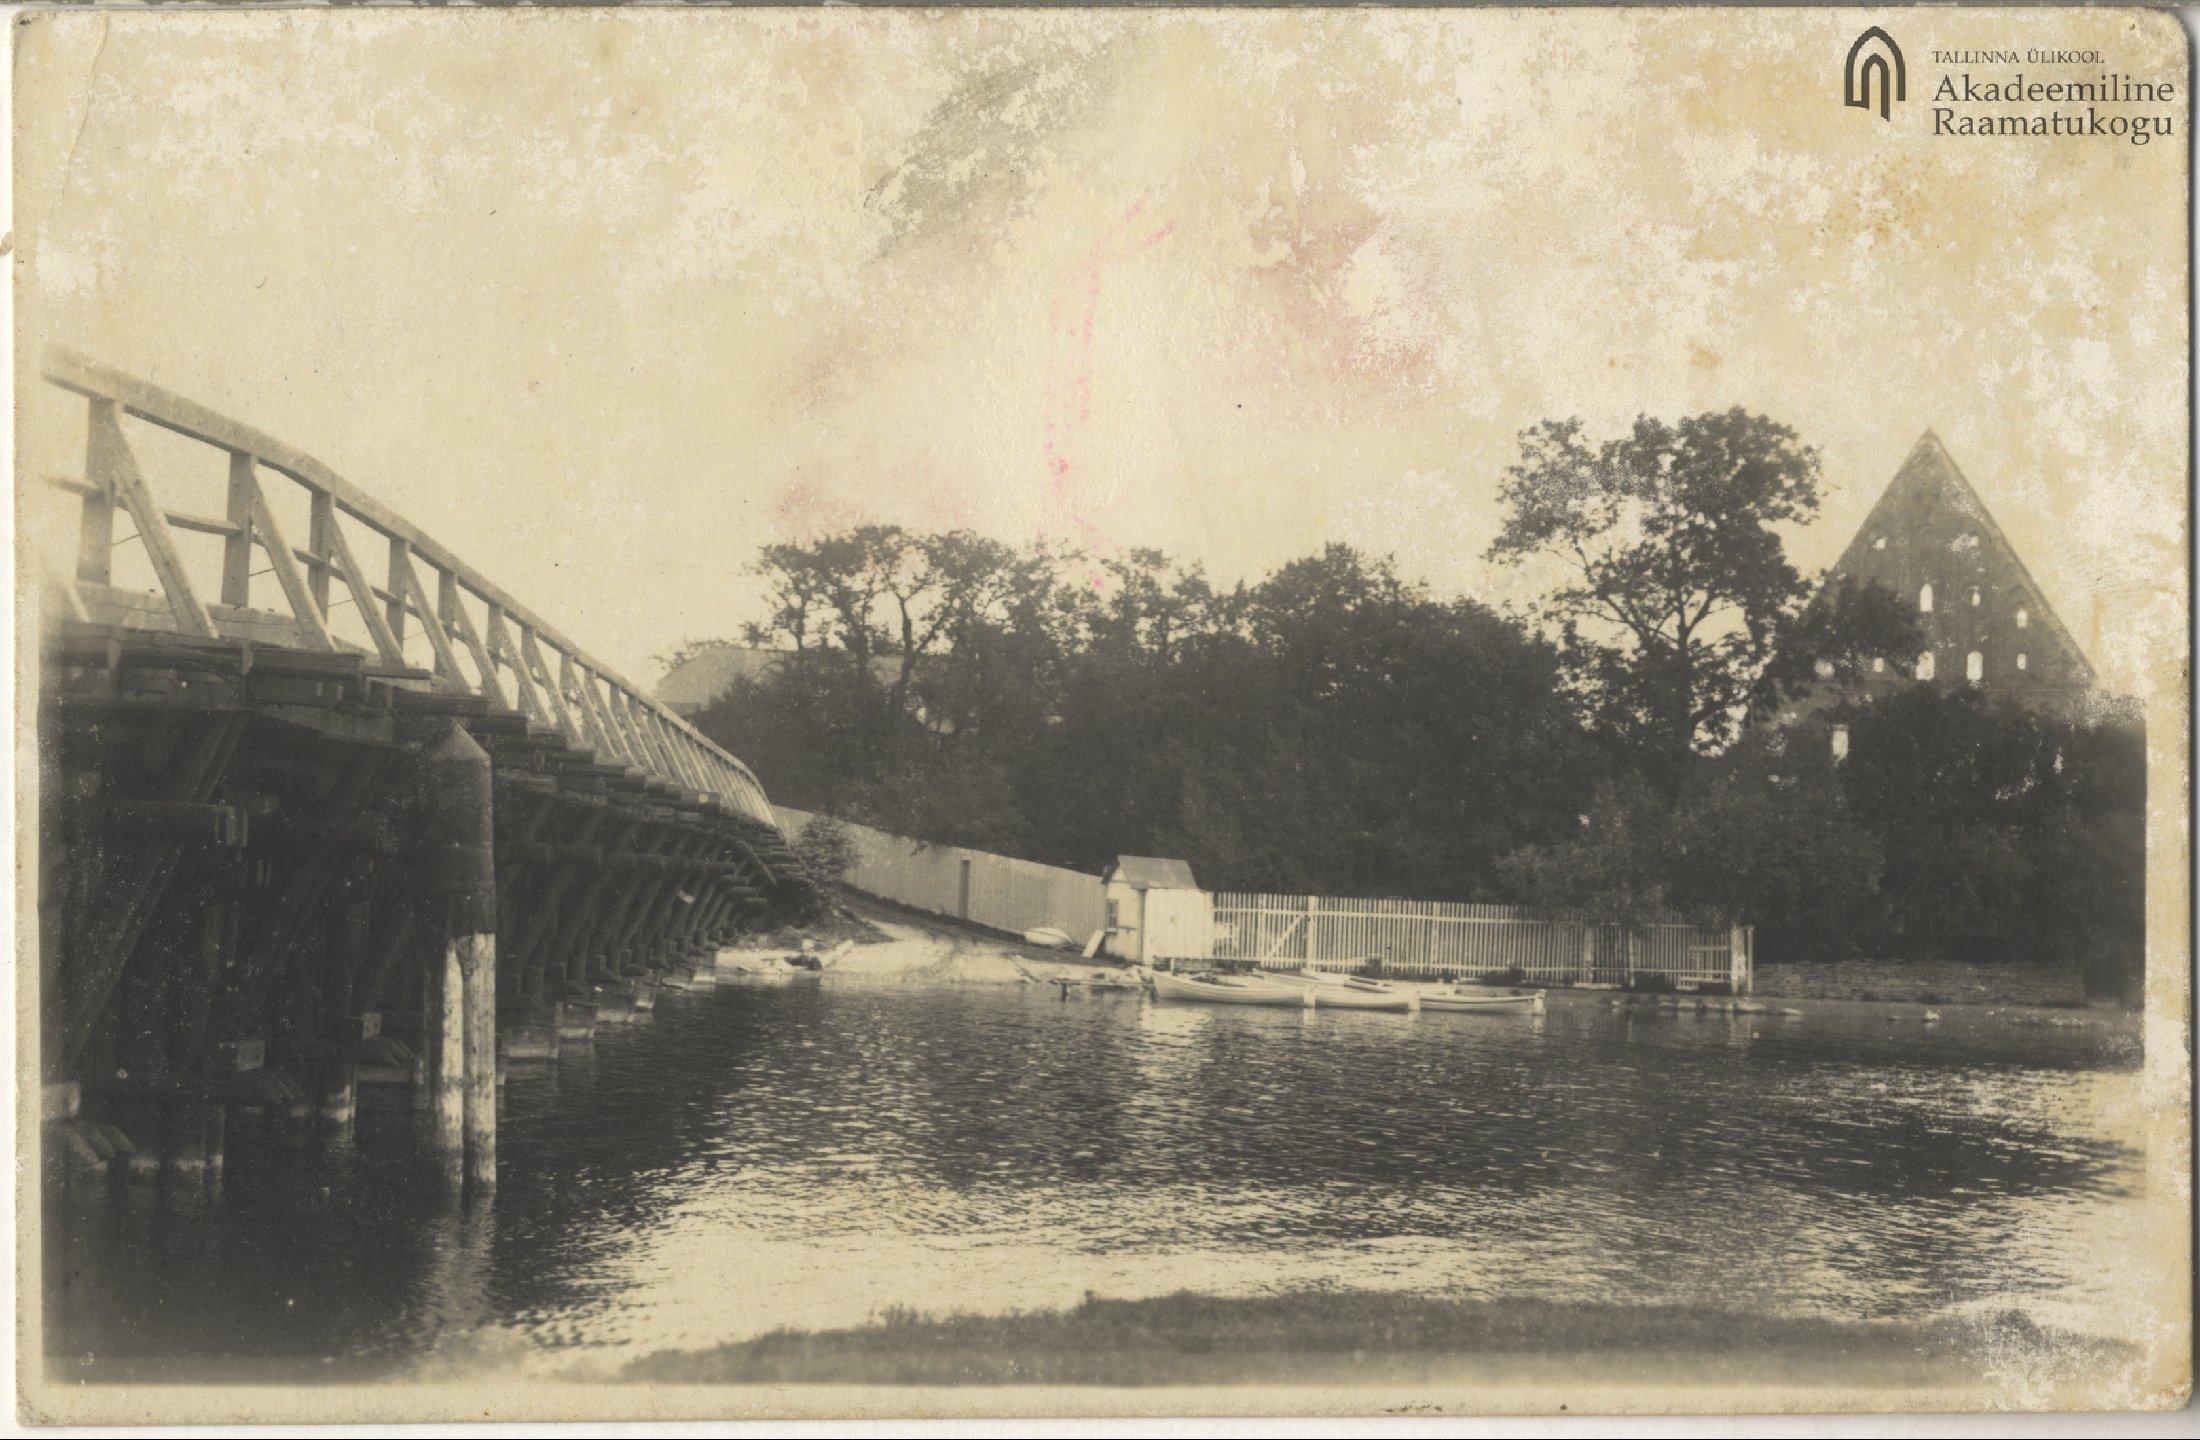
[1916, 652, 1936, 681]
[1966, 650, 1984, 683]
[1831, 725, 1850, 761]
[2016, 608, 2029, 629]
[1872, 657, 1885, 674]
[1919, 583, 1934, 613]
[2017, 653, 2028, 672]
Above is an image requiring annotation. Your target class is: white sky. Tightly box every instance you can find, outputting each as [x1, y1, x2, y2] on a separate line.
[14, 8, 2187, 696]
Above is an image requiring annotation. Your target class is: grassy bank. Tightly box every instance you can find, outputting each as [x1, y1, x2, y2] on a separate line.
[624, 1289, 2126, 1390]
[1752, 958, 2091, 1008]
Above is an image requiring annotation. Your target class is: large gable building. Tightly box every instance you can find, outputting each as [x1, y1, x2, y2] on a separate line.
[1768, 430, 2112, 747]
[1797, 431, 2100, 730]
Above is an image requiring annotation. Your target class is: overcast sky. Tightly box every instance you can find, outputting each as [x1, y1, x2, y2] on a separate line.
[15, 8, 2185, 697]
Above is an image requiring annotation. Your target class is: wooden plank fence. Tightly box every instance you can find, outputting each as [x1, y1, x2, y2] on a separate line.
[776, 808, 1109, 943]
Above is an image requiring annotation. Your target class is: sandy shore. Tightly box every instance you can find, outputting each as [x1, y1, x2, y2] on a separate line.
[721, 901, 1133, 990]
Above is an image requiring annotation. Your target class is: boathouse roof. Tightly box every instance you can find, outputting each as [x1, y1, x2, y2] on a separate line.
[1104, 856, 1199, 890]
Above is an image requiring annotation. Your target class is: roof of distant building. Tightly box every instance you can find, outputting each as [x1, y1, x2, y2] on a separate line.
[1103, 855, 1200, 890]
[655, 642, 908, 716]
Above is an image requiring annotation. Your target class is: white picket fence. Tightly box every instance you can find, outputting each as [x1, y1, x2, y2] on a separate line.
[1191, 891, 1751, 991]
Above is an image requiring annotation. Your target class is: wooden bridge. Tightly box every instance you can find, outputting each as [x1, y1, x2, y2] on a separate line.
[34, 347, 815, 1193]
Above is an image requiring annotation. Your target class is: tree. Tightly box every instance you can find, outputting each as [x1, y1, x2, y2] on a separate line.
[1498, 777, 1675, 934]
[1495, 735, 1885, 961]
[1749, 577, 1921, 717]
[707, 532, 1592, 902]
[1664, 734, 1886, 959]
[1489, 410, 1910, 786]
[1836, 687, 2145, 981]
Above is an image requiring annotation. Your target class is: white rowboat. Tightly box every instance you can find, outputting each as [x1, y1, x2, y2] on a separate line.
[1145, 969, 1311, 1008]
[1290, 968, 1418, 1012]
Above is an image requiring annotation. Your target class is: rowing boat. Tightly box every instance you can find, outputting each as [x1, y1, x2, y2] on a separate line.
[1145, 968, 1311, 1008]
[1287, 969, 1418, 1012]
[1420, 988, 1545, 1014]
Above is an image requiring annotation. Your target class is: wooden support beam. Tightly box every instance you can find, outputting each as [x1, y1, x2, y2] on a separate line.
[561, 655, 621, 762]
[90, 400, 217, 638]
[75, 400, 118, 585]
[521, 629, 582, 746]
[233, 452, 337, 651]
[319, 507, 405, 665]
[354, 886, 416, 1015]
[59, 713, 246, 1070]
[486, 606, 546, 726]
[440, 572, 507, 710]
[307, 493, 336, 613]
[389, 547, 466, 694]
[221, 452, 255, 606]
[384, 536, 411, 646]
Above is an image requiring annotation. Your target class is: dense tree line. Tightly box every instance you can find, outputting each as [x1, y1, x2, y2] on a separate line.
[686, 409, 2143, 987]
[693, 538, 1599, 900]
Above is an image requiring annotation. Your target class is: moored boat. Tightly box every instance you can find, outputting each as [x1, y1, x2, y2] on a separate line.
[1145, 968, 1312, 1008]
[1304, 982, 1417, 1013]
[1291, 968, 1418, 1012]
[1421, 988, 1545, 1014]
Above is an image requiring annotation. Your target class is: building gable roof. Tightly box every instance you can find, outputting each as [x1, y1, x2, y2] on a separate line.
[654, 642, 911, 715]
[1821, 430, 2096, 687]
[1104, 855, 1200, 890]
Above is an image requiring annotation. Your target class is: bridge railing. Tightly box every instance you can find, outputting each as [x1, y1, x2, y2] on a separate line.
[37, 345, 778, 828]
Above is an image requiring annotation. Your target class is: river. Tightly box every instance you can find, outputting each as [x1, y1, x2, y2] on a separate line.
[46, 977, 2150, 1382]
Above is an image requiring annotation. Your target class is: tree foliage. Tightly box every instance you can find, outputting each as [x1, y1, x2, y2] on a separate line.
[1490, 410, 1914, 784]
[695, 535, 1597, 899]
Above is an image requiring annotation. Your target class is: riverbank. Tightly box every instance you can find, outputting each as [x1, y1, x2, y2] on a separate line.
[787, 897, 2139, 1042]
[735, 896, 1137, 988]
[1753, 956, 2091, 1007]
[624, 1288, 2136, 1395]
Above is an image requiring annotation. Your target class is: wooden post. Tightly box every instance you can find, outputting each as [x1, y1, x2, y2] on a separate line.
[460, 932, 496, 1190]
[221, 451, 256, 607]
[76, 398, 118, 583]
[417, 723, 497, 1190]
[431, 934, 465, 1155]
[1578, 926, 1594, 985]
[1731, 924, 1752, 996]
[307, 493, 336, 613]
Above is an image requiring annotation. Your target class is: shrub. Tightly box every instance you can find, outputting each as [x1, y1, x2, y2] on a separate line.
[793, 816, 861, 885]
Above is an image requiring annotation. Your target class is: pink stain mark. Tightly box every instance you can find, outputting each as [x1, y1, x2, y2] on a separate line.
[1041, 197, 1176, 584]
[773, 472, 870, 544]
